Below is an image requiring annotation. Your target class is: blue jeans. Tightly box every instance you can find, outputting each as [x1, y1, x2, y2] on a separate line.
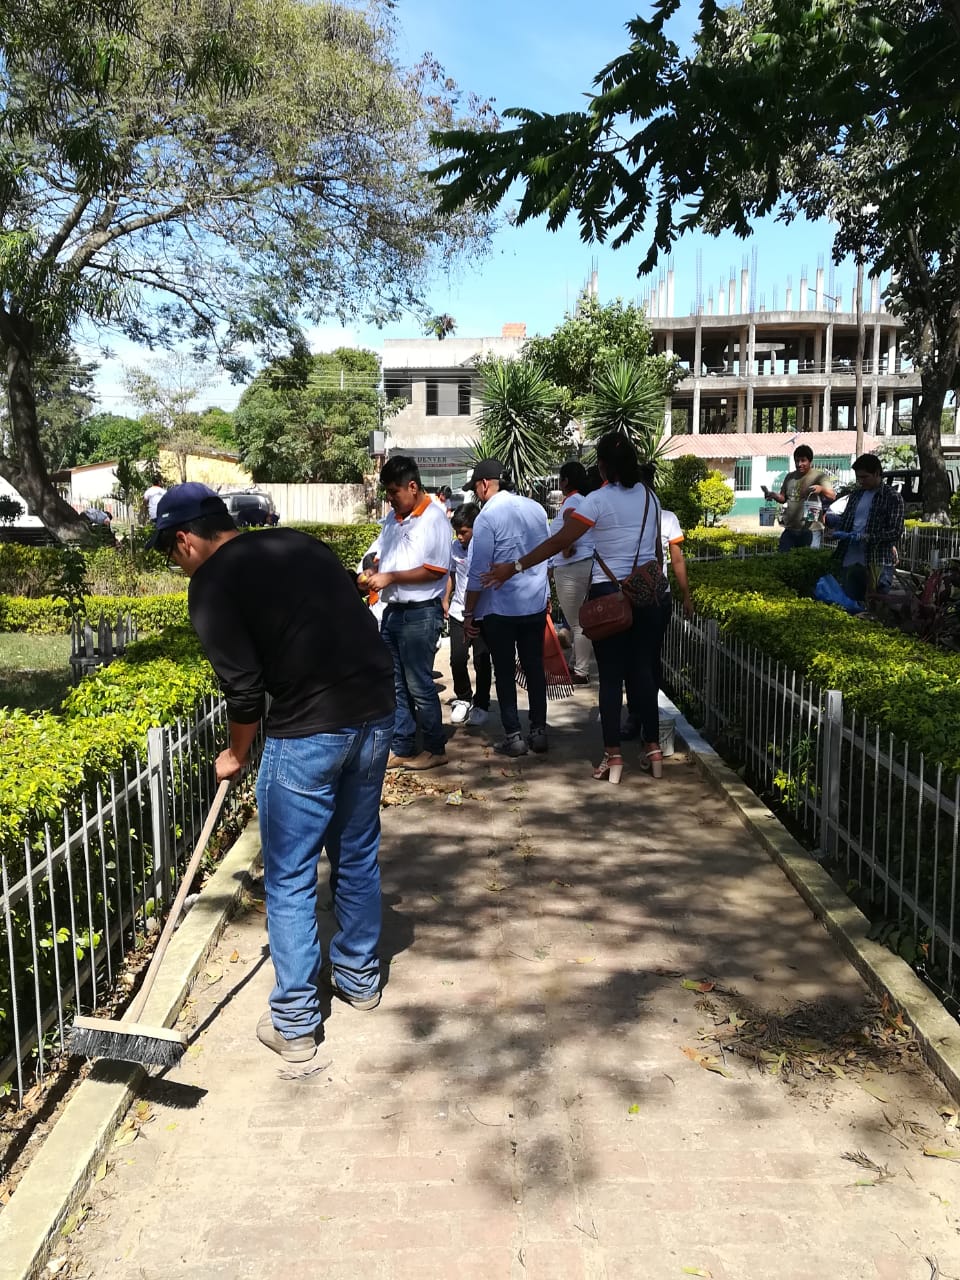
[255, 713, 394, 1037]
[778, 528, 812, 552]
[380, 601, 445, 756]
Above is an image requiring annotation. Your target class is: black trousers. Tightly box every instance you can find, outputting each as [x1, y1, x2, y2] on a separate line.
[589, 583, 664, 747]
[480, 610, 547, 737]
[449, 616, 491, 709]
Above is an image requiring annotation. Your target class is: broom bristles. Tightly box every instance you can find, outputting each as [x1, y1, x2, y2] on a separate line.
[69, 1019, 187, 1067]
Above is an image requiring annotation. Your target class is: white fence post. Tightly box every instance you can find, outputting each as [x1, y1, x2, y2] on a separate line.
[820, 689, 843, 860]
[703, 619, 720, 735]
[146, 727, 171, 909]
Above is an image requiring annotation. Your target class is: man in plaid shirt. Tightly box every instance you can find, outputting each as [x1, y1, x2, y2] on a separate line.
[830, 453, 904, 603]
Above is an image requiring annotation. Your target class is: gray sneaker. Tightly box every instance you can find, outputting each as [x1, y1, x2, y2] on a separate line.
[527, 727, 548, 754]
[256, 1011, 317, 1063]
[321, 964, 381, 1010]
[495, 733, 528, 757]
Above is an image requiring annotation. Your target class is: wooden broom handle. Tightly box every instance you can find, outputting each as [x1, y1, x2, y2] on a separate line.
[127, 778, 232, 1023]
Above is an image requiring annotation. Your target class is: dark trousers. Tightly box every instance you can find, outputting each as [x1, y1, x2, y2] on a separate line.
[589, 583, 664, 748]
[449, 617, 491, 709]
[481, 610, 547, 737]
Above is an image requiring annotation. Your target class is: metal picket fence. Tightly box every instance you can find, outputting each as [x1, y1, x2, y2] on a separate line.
[661, 607, 960, 993]
[898, 524, 960, 573]
[0, 694, 258, 1104]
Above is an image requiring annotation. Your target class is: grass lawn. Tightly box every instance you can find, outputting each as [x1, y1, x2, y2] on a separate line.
[0, 633, 72, 714]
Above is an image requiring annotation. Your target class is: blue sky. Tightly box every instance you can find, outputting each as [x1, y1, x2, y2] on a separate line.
[86, 0, 858, 414]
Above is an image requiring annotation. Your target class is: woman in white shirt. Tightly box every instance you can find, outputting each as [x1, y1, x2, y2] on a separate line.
[548, 461, 596, 685]
[482, 434, 667, 785]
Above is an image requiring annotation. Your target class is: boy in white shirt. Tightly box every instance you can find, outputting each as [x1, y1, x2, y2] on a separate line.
[443, 503, 491, 726]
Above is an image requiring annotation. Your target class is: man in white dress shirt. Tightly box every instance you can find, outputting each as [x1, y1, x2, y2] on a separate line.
[363, 456, 452, 770]
[463, 459, 550, 758]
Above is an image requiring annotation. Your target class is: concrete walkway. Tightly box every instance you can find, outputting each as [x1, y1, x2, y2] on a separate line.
[60, 671, 960, 1280]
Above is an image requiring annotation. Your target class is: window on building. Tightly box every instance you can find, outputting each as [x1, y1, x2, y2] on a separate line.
[733, 458, 752, 491]
[384, 375, 412, 404]
[426, 378, 473, 416]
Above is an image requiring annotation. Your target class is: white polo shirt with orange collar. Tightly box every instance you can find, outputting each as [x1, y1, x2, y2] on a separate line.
[374, 494, 452, 604]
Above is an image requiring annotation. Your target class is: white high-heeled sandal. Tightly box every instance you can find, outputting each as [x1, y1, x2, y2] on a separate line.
[592, 752, 624, 784]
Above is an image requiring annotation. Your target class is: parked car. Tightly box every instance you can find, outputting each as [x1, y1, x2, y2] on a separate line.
[220, 488, 279, 527]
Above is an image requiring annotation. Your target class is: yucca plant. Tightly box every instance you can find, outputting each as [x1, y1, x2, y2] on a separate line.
[583, 356, 667, 461]
[473, 359, 563, 492]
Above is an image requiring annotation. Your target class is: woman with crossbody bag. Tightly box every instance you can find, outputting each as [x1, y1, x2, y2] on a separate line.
[480, 433, 667, 786]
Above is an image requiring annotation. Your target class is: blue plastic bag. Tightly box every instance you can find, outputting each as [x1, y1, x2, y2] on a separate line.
[814, 573, 862, 613]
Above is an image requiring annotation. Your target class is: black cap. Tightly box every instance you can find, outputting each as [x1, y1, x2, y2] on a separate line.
[145, 483, 229, 548]
[464, 459, 505, 491]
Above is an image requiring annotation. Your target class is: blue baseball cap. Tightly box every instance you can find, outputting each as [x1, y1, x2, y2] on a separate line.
[146, 483, 231, 547]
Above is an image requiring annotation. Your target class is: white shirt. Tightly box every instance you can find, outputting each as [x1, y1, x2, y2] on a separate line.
[466, 490, 549, 620]
[571, 483, 663, 584]
[548, 491, 595, 569]
[143, 485, 166, 520]
[660, 509, 684, 594]
[374, 496, 451, 603]
[449, 545, 468, 621]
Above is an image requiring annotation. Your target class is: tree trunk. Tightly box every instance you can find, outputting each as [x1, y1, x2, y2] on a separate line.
[915, 368, 953, 522]
[0, 318, 94, 543]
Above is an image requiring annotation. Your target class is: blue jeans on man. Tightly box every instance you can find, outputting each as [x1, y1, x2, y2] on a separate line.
[255, 712, 394, 1037]
[380, 600, 445, 756]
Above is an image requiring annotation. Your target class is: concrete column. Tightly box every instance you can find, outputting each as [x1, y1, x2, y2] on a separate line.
[745, 321, 756, 433]
[740, 267, 749, 312]
[869, 326, 880, 433]
[664, 398, 673, 438]
[692, 385, 701, 435]
[739, 326, 749, 375]
[813, 327, 823, 375]
[728, 276, 736, 315]
[664, 327, 674, 356]
[815, 267, 824, 310]
[799, 274, 807, 311]
[810, 390, 821, 432]
[694, 314, 703, 376]
[736, 389, 746, 431]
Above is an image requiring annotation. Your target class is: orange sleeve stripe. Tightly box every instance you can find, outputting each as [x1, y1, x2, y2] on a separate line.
[668, 535, 685, 545]
[423, 563, 449, 574]
[569, 511, 595, 527]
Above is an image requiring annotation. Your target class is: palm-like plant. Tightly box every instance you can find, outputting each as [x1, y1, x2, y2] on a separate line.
[424, 313, 457, 340]
[583, 356, 666, 462]
[474, 359, 563, 492]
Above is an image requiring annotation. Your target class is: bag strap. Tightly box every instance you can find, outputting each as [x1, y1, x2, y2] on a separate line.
[592, 548, 621, 586]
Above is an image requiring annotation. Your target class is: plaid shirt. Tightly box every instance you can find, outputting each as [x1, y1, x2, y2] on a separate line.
[833, 483, 904, 568]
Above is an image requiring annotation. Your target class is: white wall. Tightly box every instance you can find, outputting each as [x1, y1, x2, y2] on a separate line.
[258, 483, 367, 524]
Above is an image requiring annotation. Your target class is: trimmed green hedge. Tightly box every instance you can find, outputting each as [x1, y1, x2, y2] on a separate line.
[0, 592, 190, 633]
[683, 527, 776, 556]
[1, 627, 217, 861]
[689, 549, 960, 772]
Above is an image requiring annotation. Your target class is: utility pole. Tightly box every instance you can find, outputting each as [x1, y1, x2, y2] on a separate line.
[854, 258, 865, 456]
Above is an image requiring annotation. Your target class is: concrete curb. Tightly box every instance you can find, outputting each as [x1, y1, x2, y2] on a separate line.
[0, 818, 263, 1280]
[659, 693, 960, 1104]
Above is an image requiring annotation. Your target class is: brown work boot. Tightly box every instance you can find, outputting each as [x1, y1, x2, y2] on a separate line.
[404, 751, 448, 770]
[386, 752, 416, 770]
[255, 1011, 318, 1063]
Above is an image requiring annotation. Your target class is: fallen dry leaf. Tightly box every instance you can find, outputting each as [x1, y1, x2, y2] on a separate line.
[229, 949, 239, 963]
[681, 978, 716, 993]
[574, 957, 595, 964]
[859, 1078, 891, 1105]
[924, 1146, 960, 1162]
[93, 1159, 108, 1183]
[682, 1269, 712, 1278]
[682, 1046, 733, 1078]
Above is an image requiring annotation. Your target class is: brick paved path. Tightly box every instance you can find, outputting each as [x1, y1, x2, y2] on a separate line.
[62, 677, 960, 1280]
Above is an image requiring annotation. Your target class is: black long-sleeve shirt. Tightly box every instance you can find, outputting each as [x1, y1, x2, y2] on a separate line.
[188, 529, 395, 736]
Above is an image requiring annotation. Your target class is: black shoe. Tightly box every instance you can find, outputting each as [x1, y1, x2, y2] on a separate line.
[571, 672, 590, 686]
[527, 726, 548, 754]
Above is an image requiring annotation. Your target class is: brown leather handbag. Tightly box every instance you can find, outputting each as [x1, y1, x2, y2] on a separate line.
[578, 578, 633, 640]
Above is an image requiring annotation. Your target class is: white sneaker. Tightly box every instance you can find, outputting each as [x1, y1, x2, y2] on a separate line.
[466, 706, 488, 727]
[450, 700, 471, 724]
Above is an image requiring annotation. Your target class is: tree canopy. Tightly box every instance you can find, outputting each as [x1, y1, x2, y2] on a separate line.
[0, 0, 493, 538]
[234, 347, 386, 483]
[433, 0, 960, 516]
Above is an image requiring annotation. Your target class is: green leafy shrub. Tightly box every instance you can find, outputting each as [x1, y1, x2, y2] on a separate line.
[695, 471, 735, 526]
[689, 550, 960, 772]
[657, 455, 709, 529]
[0, 592, 189, 633]
[683, 528, 775, 556]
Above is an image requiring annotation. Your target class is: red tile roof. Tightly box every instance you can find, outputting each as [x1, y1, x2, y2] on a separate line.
[661, 431, 882, 459]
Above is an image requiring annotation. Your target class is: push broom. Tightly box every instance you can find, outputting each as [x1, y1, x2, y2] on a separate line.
[69, 778, 232, 1067]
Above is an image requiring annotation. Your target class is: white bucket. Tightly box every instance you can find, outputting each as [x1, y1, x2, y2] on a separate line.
[658, 716, 676, 757]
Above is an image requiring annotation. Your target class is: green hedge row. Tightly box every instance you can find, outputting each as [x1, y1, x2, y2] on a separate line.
[0, 592, 190, 633]
[688, 549, 960, 772]
[1, 627, 216, 862]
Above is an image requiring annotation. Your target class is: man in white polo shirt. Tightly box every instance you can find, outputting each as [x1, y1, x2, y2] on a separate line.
[363, 455, 452, 771]
[463, 459, 550, 758]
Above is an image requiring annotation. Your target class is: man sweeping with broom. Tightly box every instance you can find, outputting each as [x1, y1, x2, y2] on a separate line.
[145, 485, 395, 1063]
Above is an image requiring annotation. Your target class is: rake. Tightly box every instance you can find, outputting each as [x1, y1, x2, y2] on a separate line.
[515, 614, 574, 699]
[69, 778, 232, 1067]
